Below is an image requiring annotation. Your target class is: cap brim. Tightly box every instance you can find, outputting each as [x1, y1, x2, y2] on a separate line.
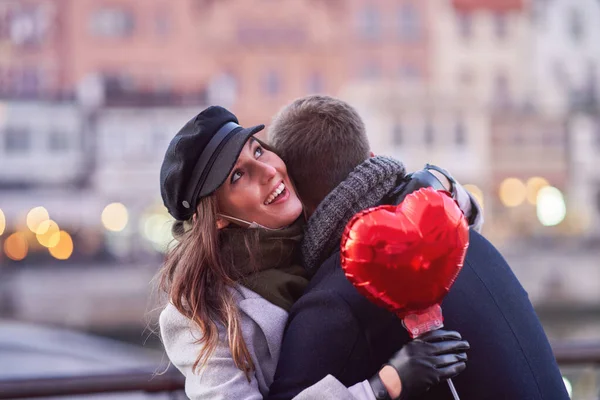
[198, 124, 265, 198]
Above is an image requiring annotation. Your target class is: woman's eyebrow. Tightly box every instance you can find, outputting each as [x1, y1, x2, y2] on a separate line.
[247, 137, 257, 150]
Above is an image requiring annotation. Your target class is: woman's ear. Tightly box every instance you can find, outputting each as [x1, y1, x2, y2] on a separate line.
[216, 216, 230, 230]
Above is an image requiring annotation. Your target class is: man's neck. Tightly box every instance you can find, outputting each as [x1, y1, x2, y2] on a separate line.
[300, 156, 407, 272]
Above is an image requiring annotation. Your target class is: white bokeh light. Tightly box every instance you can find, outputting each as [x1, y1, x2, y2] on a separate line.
[536, 186, 566, 227]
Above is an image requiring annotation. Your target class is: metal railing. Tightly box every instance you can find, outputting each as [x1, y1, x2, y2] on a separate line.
[552, 340, 600, 366]
[0, 367, 185, 399]
[1, 341, 599, 399]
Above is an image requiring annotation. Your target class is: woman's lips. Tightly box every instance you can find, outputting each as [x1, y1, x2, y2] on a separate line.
[268, 187, 290, 206]
[264, 181, 285, 205]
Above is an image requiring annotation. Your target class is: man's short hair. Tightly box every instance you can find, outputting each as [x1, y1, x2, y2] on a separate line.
[268, 95, 370, 210]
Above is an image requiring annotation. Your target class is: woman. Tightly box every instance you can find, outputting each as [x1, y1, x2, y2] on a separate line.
[157, 106, 469, 400]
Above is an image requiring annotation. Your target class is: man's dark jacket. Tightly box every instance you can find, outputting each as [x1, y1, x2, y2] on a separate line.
[267, 230, 568, 400]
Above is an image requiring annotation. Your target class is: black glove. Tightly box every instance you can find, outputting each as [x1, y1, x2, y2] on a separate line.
[369, 329, 469, 400]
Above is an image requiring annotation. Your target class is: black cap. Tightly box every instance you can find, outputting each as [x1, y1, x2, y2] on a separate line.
[160, 106, 265, 221]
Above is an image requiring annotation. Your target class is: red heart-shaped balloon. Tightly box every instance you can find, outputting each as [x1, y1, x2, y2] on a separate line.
[341, 187, 469, 320]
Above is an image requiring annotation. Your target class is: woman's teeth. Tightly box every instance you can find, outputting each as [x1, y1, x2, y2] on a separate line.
[265, 182, 286, 205]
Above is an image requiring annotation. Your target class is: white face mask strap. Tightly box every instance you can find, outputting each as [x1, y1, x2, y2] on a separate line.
[217, 213, 252, 228]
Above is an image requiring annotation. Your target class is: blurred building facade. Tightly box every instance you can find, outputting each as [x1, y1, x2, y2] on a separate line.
[0, 101, 84, 187]
[0, 1, 63, 97]
[0, 0, 434, 125]
[0, 0, 205, 101]
[342, 0, 600, 245]
[0, 0, 600, 261]
[341, 82, 490, 187]
[433, 0, 529, 109]
[531, 0, 600, 114]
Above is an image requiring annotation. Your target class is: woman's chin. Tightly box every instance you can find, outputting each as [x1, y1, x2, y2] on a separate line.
[259, 209, 303, 229]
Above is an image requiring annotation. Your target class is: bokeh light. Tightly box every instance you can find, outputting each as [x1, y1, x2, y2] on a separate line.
[4, 232, 28, 261]
[26, 206, 50, 234]
[101, 203, 129, 232]
[526, 177, 550, 205]
[499, 178, 527, 207]
[0, 208, 5, 236]
[536, 186, 567, 227]
[463, 184, 484, 210]
[48, 231, 74, 260]
[36, 220, 61, 248]
[140, 208, 175, 253]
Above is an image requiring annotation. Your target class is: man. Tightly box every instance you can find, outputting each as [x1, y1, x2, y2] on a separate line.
[266, 95, 568, 400]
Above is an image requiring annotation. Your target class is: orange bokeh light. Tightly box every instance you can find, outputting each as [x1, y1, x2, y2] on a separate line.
[4, 232, 28, 261]
[48, 231, 74, 260]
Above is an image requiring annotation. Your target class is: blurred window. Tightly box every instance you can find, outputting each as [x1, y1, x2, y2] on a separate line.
[19, 68, 40, 96]
[568, 8, 584, 43]
[493, 71, 510, 108]
[8, 6, 48, 47]
[103, 72, 135, 95]
[358, 6, 381, 40]
[307, 72, 324, 93]
[493, 12, 508, 40]
[397, 3, 420, 42]
[208, 72, 238, 108]
[455, 119, 467, 146]
[48, 131, 69, 152]
[90, 8, 135, 38]
[457, 12, 472, 40]
[424, 119, 434, 147]
[237, 25, 307, 46]
[4, 127, 30, 153]
[264, 70, 281, 96]
[393, 122, 403, 146]
[3, 67, 40, 97]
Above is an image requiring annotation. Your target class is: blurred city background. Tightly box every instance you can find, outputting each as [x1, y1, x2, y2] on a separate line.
[0, 0, 599, 398]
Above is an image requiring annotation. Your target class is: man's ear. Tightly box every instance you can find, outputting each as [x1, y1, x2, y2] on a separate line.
[216, 216, 230, 230]
[369, 151, 375, 157]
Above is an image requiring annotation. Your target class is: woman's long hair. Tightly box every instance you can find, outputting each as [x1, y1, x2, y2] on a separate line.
[157, 195, 258, 380]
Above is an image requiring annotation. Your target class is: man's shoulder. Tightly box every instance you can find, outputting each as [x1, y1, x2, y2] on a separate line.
[303, 250, 345, 290]
[466, 228, 510, 265]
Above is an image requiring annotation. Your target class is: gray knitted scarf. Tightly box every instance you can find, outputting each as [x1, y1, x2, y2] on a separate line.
[301, 156, 407, 272]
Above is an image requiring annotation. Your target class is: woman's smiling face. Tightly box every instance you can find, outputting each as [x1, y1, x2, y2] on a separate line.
[215, 137, 303, 229]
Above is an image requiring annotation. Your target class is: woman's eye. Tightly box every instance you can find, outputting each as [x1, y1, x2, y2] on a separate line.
[231, 170, 243, 184]
[254, 146, 263, 158]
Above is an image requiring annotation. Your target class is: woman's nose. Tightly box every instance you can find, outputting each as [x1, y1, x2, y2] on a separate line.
[258, 162, 277, 184]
